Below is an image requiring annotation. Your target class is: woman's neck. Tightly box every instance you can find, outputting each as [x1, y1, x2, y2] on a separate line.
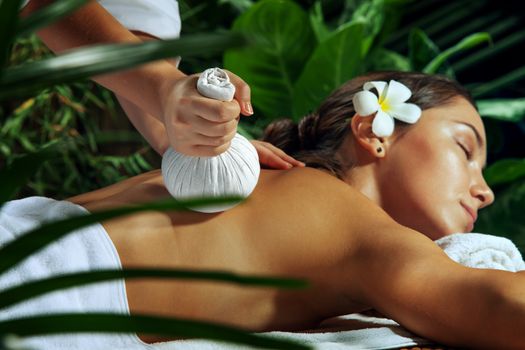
[342, 165, 382, 208]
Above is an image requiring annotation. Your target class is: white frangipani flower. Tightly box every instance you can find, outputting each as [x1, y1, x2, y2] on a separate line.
[352, 80, 422, 137]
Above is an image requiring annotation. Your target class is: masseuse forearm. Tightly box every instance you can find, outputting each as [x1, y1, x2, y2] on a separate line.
[22, 0, 185, 121]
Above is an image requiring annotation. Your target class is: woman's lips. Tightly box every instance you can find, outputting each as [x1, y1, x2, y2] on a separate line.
[461, 203, 477, 231]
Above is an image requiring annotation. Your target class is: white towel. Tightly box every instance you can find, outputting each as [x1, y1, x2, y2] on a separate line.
[153, 313, 436, 350]
[0, 197, 151, 350]
[436, 232, 525, 271]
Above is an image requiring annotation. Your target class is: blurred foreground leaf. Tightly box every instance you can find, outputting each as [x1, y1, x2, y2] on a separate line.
[0, 268, 307, 310]
[0, 32, 245, 99]
[0, 314, 311, 349]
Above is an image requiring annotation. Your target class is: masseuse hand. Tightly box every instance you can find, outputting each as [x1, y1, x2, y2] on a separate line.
[160, 70, 305, 169]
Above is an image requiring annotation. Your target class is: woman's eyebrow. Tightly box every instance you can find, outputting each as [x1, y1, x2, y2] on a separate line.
[452, 120, 484, 148]
[452, 120, 487, 169]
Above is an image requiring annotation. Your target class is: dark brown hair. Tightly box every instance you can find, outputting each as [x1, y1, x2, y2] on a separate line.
[261, 71, 476, 179]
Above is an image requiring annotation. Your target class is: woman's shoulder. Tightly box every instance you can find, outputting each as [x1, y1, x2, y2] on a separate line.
[242, 167, 395, 268]
[253, 167, 378, 214]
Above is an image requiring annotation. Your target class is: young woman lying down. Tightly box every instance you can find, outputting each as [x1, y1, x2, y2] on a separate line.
[2, 71, 524, 350]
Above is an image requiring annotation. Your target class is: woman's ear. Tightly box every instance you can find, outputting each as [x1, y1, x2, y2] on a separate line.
[350, 114, 386, 158]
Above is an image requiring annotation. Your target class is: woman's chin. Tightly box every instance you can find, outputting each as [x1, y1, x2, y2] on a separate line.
[419, 224, 457, 241]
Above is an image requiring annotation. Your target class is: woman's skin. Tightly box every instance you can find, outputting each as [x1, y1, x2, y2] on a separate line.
[68, 97, 525, 349]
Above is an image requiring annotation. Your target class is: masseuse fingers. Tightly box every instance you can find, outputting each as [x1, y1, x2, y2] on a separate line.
[190, 96, 241, 123]
[251, 141, 306, 169]
[223, 69, 253, 116]
[189, 114, 238, 138]
[258, 141, 306, 167]
[191, 127, 238, 147]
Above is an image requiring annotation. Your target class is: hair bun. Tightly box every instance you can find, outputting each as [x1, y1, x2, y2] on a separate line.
[260, 118, 300, 154]
[297, 113, 319, 151]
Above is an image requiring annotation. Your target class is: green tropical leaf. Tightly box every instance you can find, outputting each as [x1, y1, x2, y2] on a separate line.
[292, 20, 365, 119]
[472, 65, 525, 98]
[0, 32, 245, 100]
[483, 158, 525, 187]
[0, 0, 24, 68]
[218, 0, 254, 13]
[423, 32, 491, 74]
[309, 1, 330, 43]
[408, 28, 440, 71]
[0, 196, 243, 276]
[0, 268, 307, 310]
[237, 123, 254, 139]
[0, 313, 311, 349]
[16, 0, 89, 37]
[366, 48, 410, 71]
[477, 98, 525, 122]
[223, 0, 316, 118]
[0, 140, 72, 207]
[350, 0, 385, 55]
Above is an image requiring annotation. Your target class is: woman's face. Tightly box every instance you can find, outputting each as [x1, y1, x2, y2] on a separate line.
[377, 97, 494, 240]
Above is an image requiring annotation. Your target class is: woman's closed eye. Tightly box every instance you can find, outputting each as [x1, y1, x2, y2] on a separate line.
[457, 142, 472, 160]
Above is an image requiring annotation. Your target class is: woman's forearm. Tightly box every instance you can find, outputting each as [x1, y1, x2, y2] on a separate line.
[21, 0, 185, 122]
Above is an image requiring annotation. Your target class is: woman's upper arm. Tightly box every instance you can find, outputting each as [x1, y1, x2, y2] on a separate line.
[347, 215, 525, 347]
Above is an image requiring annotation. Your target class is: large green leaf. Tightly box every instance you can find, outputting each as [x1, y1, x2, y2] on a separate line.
[292, 21, 365, 119]
[15, 0, 90, 37]
[309, 1, 330, 43]
[477, 98, 525, 122]
[483, 158, 525, 187]
[0, 197, 242, 276]
[0, 0, 24, 68]
[0, 32, 245, 100]
[223, 0, 316, 118]
[408, 28, 440, 71]
[0, 268, 307, 310]
[366, 48, 411, 72]
[423, 32, 491, 74]
[0, 313, 311, 349]
[350, 0, 385, 55]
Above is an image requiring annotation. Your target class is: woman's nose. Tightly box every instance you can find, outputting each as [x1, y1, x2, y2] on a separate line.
[471, 174, 495, 209]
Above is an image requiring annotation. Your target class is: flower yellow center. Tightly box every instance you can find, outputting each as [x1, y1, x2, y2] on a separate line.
[380, 99, 391, 112]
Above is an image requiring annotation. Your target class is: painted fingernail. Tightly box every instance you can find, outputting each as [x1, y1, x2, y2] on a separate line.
[245, 102, 254, 115]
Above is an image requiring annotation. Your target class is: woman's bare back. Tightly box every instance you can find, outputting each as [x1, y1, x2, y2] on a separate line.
[68, 168, 373, 341]
[68, 167, 525, 348]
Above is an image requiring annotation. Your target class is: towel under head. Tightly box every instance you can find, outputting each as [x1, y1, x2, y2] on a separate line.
[435, 232, 525, 272]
